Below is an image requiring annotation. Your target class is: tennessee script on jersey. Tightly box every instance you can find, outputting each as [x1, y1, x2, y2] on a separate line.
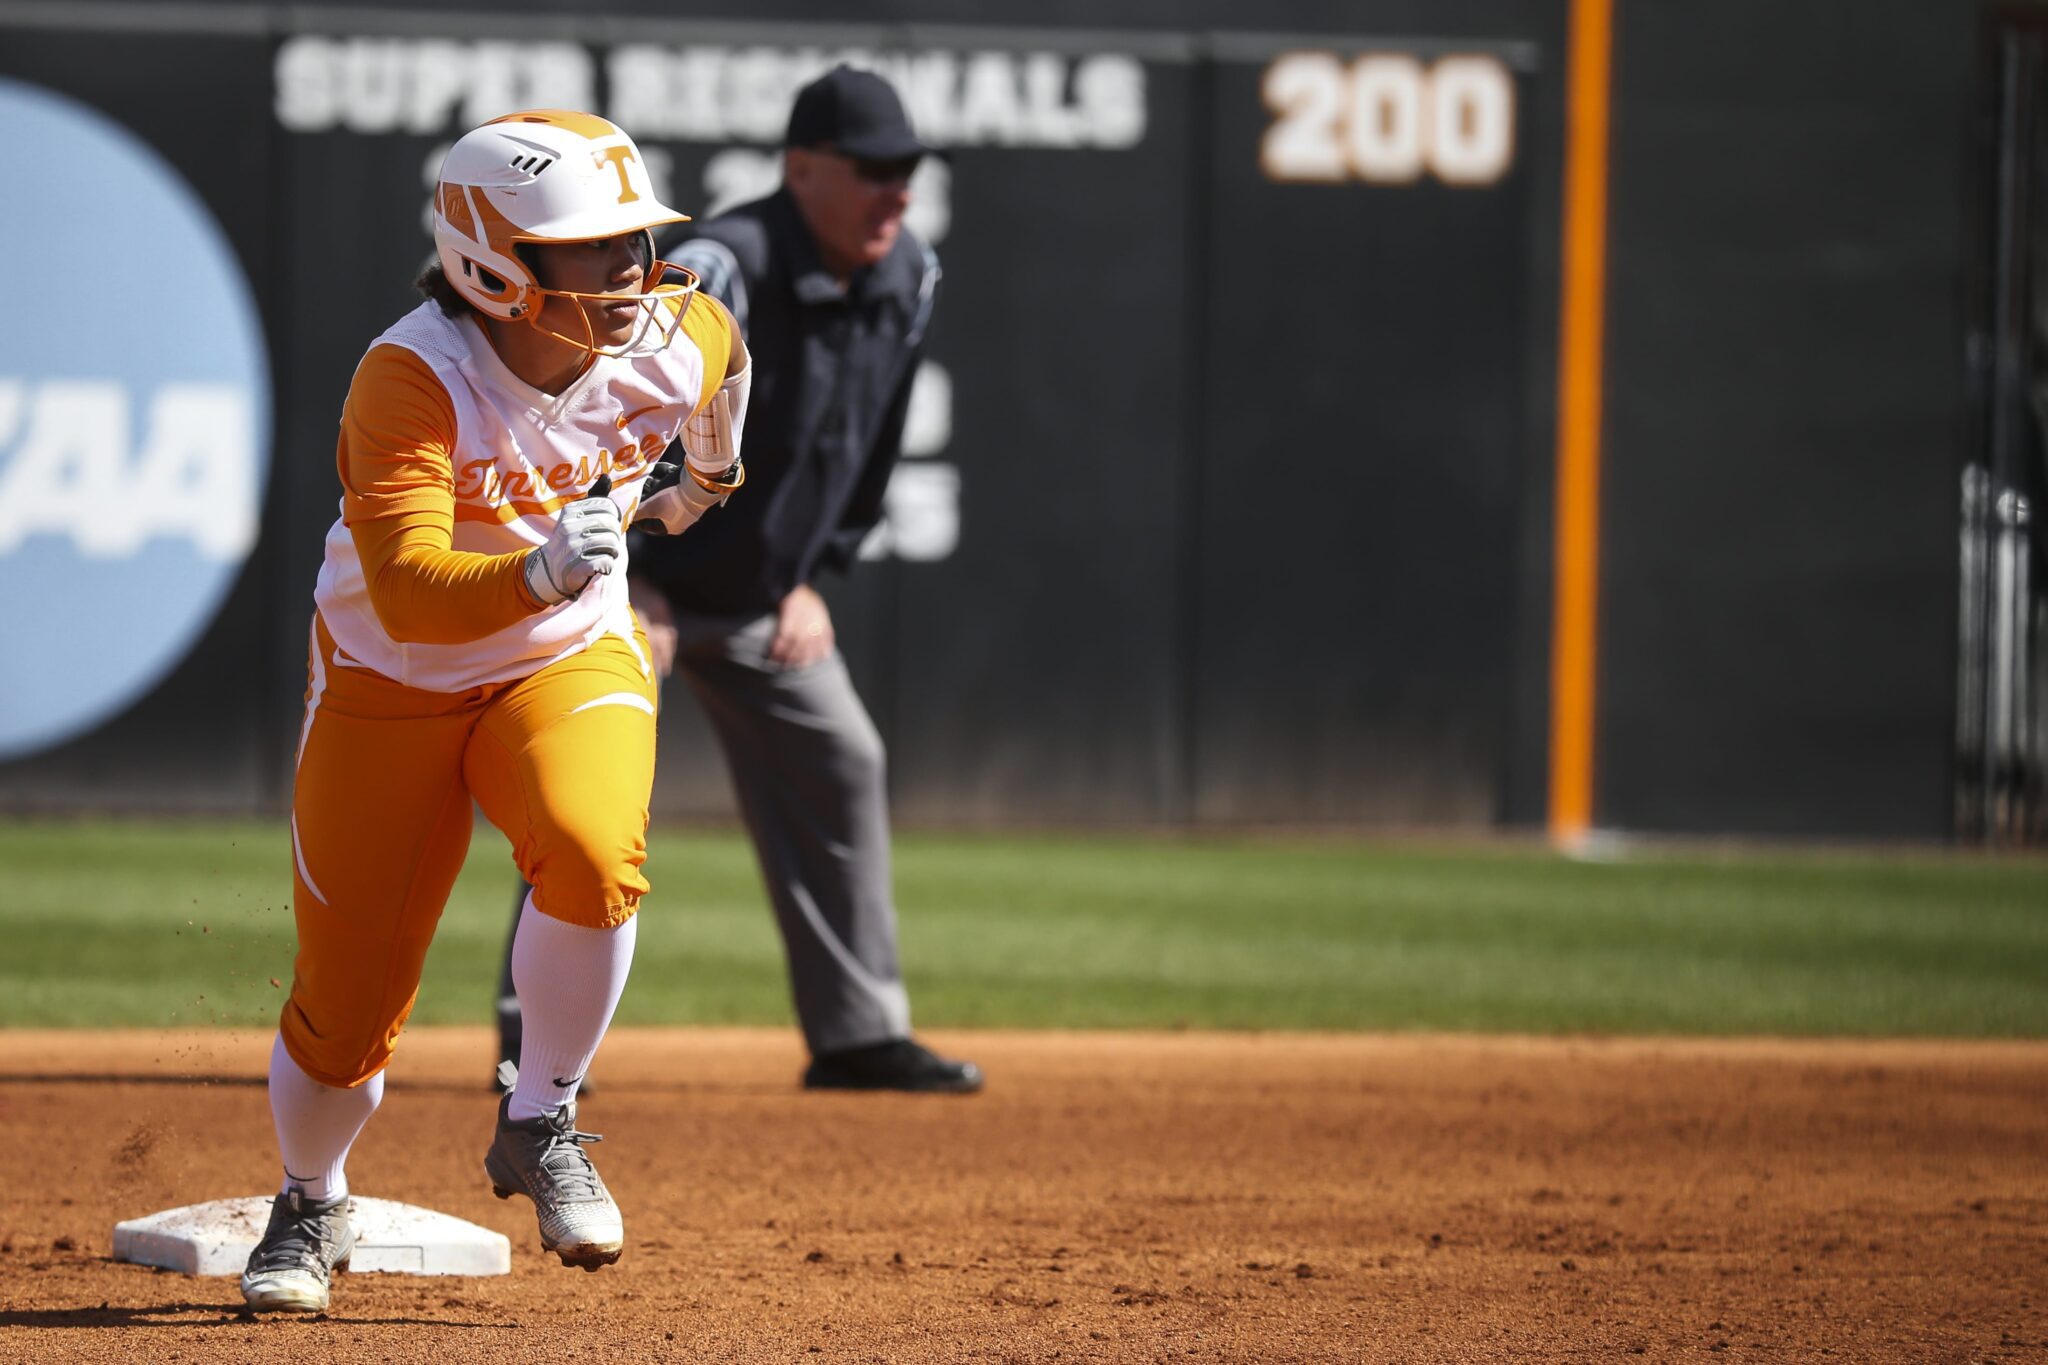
[314, 296, 732, 692]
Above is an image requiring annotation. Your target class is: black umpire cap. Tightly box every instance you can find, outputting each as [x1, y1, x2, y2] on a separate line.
[785, 65, 938, 160]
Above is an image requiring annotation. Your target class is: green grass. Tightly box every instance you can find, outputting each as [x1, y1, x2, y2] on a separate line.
[1, 818, 2044, 1036]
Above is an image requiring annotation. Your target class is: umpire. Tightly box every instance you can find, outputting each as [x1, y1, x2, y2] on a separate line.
[495, 66, 980, 1093]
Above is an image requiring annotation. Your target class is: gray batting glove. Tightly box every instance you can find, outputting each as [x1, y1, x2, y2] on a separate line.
[523, 491, 623, 605]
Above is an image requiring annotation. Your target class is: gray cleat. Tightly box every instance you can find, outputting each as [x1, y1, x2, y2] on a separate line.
[484, 1062, 623, 1270]
[239, 1189, 355, 1313]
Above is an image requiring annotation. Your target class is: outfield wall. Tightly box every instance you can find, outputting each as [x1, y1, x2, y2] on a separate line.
[0, 0, 1980, 837]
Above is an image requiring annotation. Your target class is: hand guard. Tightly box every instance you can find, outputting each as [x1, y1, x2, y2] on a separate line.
[523, 479, 623, 604]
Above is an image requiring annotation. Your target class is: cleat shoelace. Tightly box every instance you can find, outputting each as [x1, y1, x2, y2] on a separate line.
[250, 1199, 345, 1273]
[532, 1111, 607, 1203]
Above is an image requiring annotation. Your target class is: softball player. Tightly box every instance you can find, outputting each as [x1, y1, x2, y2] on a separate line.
[240, 110, 748, 1313]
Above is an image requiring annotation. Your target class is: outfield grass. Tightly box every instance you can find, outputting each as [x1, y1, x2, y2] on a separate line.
[0, 818, 2044, 1036]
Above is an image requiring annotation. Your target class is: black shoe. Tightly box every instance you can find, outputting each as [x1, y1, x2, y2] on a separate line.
[802, 1038, 984, 1094]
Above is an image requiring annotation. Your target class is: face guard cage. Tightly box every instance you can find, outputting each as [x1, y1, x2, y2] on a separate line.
[518, 233, 699, 360]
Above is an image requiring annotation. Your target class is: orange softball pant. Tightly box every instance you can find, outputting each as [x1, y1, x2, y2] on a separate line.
[280, 612, 658, 1088]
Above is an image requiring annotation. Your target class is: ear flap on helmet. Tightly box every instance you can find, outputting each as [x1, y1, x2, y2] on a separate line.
[433, 185, 538, 321]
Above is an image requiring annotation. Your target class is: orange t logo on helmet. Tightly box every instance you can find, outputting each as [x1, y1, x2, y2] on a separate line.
[597, 146, 642, 205]
[431, 109, 693, 357]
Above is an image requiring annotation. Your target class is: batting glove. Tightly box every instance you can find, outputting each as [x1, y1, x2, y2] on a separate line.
[524, 481, 623, 605]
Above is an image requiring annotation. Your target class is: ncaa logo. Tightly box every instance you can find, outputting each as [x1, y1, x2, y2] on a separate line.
[0, 79, 270, 761]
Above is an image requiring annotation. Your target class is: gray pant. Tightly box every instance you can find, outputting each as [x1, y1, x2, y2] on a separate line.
[671, 609, 911, 1055]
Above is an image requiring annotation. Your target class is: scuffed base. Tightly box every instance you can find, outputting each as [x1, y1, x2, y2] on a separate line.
[113, 1196, 510, 1277]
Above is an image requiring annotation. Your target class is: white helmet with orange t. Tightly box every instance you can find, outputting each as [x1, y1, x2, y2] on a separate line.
[432, 109, 693, 355]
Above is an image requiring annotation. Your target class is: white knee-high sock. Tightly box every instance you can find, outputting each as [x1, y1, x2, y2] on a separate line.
[268, 1033, 383, 1202]
[509, 891, 636, 1121]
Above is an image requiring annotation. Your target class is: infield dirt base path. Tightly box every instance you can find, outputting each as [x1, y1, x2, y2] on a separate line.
[0, 1030, 2042, 1363]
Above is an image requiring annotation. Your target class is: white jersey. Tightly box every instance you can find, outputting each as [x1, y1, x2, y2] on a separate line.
[312, 298, 729, 692]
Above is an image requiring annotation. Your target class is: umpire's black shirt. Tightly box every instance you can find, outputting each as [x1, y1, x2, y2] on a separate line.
[636, 188, 939, 616]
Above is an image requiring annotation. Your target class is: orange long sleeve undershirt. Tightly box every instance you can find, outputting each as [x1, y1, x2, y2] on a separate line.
[337, 344, 546, 645]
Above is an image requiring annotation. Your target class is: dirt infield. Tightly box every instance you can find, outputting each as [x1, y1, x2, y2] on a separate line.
[0, 1029, 2043, 1363]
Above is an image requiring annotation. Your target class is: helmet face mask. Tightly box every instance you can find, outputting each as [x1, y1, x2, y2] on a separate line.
[433, 110, 694, 359]
[516, 234, 698, 359]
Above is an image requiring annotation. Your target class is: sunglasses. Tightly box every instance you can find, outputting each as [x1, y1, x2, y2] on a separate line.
[833, 150, 922, 185]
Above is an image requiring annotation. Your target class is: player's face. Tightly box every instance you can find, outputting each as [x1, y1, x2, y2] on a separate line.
[527, 232, 653, 347]
[786, 147, 916, 276]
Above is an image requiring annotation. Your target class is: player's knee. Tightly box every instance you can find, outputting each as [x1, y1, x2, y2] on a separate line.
[528, 819, 647, 928]
[280, 999, 398, 1088]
